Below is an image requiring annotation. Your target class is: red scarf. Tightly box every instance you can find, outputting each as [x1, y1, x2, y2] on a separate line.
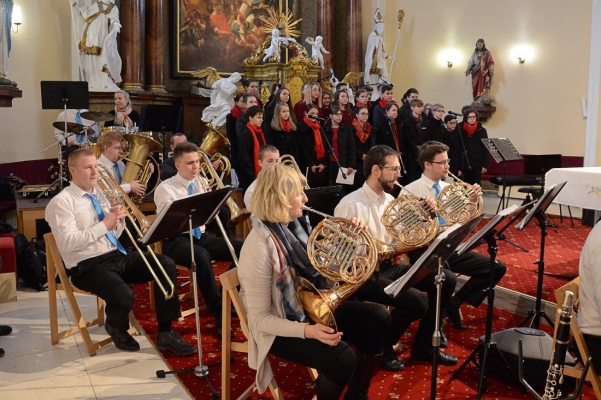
[355, 101, 367, 108]
[379, 99, 388, 109]
[246, 122, 266, 174]
[231, 105, 243, 119]
[352, 118, 372, 143]
[281, 118, 291, 133]
[462, 122, 478, 137]
[303, 116, 325, 160]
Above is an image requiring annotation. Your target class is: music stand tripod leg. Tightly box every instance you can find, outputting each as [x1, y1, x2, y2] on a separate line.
[430, 257, 445, 400]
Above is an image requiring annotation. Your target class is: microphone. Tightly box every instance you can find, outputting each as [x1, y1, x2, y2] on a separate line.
[379, 77, 393, 87]
[319, 123, 347, 179]
[307, 114, 326, 122]
[448, 111, 462, 117]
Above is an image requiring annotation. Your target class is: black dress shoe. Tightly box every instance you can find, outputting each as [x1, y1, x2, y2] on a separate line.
[105, 320, 140, 352]
[215, 315, 234, 339]
[0, 325, 12, 336]
[410, 345, 458, 366]
[380, 357, 405, 371]
[439, 329, 448, 349]
[156, 330, 196, 356]
[446, 300, 468, 330]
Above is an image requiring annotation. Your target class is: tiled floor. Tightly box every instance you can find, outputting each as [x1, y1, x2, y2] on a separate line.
[0, 191, 585, 399]
[0, 289, 192, 400]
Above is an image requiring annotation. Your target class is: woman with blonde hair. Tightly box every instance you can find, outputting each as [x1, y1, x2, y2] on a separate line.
[239, 164, 390, 400]
[270, 102, 299, 160]
[105, 90, 139, 128]
[294, 82, 324, 121]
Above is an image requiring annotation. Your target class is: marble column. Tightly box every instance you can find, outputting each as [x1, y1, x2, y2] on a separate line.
[317, 0, 334, 78]
[346, 0, 362, 75]
[120, 0, 145, 93]
[145, 0, 167, 93]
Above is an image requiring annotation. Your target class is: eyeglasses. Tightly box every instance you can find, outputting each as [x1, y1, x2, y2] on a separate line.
[379, 165, 402, 173]
[435, 109, 445, 113]
[467, 116, 477, 119]
[357, 112, 369, 116]
[428, 159, 451, 166]
[333, 112, 343, 116]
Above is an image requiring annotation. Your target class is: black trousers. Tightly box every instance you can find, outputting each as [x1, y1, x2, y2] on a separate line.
[461, 167, 483, 185]
[163, 234, 243, 316]
[269, 300, 390, 386]
[582, 334, 601, 373]
[446, 251, 506, 307]
[71, 250, 180, 331]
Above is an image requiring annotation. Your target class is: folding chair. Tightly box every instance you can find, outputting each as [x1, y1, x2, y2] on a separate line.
[553, 277, 601, 399]
[220, 268, 318, 400]
[148, 240, 202, 320]
[45, 233, 140, 357]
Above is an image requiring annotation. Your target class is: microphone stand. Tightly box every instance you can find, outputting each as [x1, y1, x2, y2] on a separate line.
[457, 124, 472, 177]
[317, 119, 346, 184]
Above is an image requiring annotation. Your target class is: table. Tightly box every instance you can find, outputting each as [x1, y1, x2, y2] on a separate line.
[545, 167, 601, 211]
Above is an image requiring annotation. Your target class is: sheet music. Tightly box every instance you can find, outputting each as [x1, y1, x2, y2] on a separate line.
[482, 138, 523, 163]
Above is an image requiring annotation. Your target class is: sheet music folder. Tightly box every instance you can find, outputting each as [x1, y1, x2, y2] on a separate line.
[481, 138, 522, 163]
[385, 215, 483, 297]
[516, 181, 567, 231]
[138, 187, 233, 246]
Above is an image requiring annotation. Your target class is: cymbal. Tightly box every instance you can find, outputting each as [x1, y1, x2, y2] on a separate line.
[52, 121, 95, 135]
[80, 110, 114, 122]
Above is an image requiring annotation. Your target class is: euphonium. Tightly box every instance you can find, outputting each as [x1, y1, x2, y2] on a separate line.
[280, 154, 310, 189]
[437, 171, 483, 225]
[96, 164, 175, 299]
[121, 134, 163, 206]
[198, 152, 250, 227]
[378, 181, 439, 259]
[297, 206, 378, 331]
[199, 126, 232, 179]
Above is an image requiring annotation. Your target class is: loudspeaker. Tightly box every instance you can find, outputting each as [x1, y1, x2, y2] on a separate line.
[479, 327, 576, 392]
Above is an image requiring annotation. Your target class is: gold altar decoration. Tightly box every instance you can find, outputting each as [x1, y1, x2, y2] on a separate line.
[242, 7, 320, 106]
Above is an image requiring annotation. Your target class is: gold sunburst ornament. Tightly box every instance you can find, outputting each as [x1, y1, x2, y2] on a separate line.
[258, 7, 301, 39]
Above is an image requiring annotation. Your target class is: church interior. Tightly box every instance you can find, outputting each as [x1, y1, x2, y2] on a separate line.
[0, 0, 600, 399]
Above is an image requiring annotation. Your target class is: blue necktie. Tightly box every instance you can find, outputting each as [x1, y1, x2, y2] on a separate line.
[113, 164, 122, 183]
[85, 193, 127, 254]
[432, 182, 447, 225]
[188, 182, 201, 240]
[75, 111, 83, 143]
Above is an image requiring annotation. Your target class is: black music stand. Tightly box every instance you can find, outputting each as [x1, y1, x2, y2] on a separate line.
[304, 185, 343, 227]
[140, 105, 182, 161]
[40, 81, 89, 192]
[516, 181, 567, 330]
[482, 138, 522, 213]
[385, 217, 483, 400]
[141, 187, 233, 399]
[450, 203, 531, 399]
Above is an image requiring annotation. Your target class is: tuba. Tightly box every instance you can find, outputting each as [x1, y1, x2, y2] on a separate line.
[280, 155, 310, 189]
[96, 164, 175, 299]
[297, 207, 378, 331]
[199, 126, 231, 178]
[378, 181, 440, 259]
[121, 134, 162, 206]
[198, 152, 250, 227]
[437, 171, 483, 225]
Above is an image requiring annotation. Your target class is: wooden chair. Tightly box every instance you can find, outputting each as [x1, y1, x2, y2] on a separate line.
[45, 233, 140, 357]
[148, 240, 204, 320]
[220, 268, 318, 400]
[553, 277, 601, 399]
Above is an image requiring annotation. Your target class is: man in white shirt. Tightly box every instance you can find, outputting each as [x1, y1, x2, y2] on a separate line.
[577, 221, 601, 373]
[335, 144, 459, 368]
[401, 141, 506, 331]
[45, 149, 195, 355]
[53, 109, 99, 147]
[97, 131, 147, 198]
[154, 142, 243, 337]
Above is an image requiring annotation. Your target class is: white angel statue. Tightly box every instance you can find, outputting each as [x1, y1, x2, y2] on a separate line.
[305, 36, 329, 69]
[192, 68, 242, 128]
[263, 28, 296, 63]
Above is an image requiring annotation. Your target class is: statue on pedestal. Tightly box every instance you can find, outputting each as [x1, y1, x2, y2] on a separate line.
[364, 8, 394, 87]
[192, 67, 242, 128]
[0, 0, 13, 84]
[465, 38, 495, 104]
[305, 36, 329, 69]
[69, 0, 122, 90]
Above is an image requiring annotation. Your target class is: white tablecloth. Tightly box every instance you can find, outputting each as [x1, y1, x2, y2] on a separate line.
[545, 167, 601, 211]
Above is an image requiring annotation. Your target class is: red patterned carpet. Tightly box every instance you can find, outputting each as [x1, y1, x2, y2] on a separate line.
[131, 215, 595, 399]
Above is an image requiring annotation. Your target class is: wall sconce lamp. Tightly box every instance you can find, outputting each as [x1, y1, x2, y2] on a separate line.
[12, 5, 22, 33]
[447, 61, 453, 68]
[517, 57, 525, 64]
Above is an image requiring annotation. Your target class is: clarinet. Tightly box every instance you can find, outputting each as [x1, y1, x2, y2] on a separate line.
[542, 291, 574, 400]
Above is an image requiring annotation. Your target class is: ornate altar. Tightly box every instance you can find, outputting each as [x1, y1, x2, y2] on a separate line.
[242, 8, 321, 106]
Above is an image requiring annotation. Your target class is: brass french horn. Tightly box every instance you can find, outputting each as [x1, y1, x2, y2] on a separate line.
[437, 171, 483, 225]
[297, 207, 378, 331]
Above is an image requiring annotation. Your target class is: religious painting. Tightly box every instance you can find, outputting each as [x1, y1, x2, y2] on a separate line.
[174, 0, 290, 77]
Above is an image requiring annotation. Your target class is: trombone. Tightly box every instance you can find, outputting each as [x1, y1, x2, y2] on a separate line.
[97, 164, 175, 299]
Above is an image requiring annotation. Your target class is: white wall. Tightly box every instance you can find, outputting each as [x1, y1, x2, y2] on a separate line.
[0, 0, 72, 164]
[363, 0, 599, 162]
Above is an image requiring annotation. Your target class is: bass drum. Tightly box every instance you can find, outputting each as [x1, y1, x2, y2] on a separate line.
[89, 143, 102, 159]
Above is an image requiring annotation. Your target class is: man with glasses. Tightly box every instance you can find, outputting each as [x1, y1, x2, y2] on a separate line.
[335, 145, 460, 370]
[401, 141, 506, 332]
